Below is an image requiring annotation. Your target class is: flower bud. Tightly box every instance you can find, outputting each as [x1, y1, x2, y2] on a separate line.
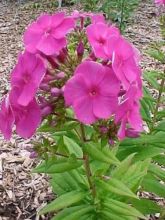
[118, 89, 126, 97]
[126, 128, 140, 138]
[77, 41, 84, 57]
[109, 139, 114, 146]
[29, 151, 38, 159]
[55, 72, 65, 79]
[39, 83, 50, 91]
[47, 56, 59, 68]
[89, 52, 97, 61]
[99, 126, 108, 134]
[42, 73, 54, 83]
[51, 87, 61, 97]
[41, 106, 52, 117]
[57, 48, 67, 63]
[38, 96, 49, 108]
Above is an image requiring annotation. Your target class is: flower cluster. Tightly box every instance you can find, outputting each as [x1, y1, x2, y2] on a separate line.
[0, 11, 143, 140]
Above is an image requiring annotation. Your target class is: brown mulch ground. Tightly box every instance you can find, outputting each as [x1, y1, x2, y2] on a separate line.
[0, 0, 164, 219]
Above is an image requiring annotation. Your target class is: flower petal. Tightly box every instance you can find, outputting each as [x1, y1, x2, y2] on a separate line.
[37, 14, 52, 28]
[51, 12, 65, 28]
[17, 82, 37, 106]
[52, 17, 75, 39]
[99, 66, 120, 96]
[75, 61, 105, 87]
[64, 74, 88, 106]
[93, 95, 118, 119]
[0, 98, 14, 140]
[73, 96, 97, 124]
[37, 35, 66, 55]
[24, 22, 43, 53]
[16, 99, 41, 138]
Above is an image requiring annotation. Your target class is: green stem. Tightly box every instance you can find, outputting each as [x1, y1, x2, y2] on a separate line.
[151, 77, 165, 131]
[120, 0, 125, 32]
[80, 124, 96, 200]
[55, 152, 83, 160]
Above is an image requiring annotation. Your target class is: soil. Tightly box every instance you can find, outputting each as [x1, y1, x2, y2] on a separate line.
[0, 0, 164, 219]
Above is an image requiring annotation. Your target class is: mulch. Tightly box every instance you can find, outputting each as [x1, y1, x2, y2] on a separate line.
[0, 0, 164, 219]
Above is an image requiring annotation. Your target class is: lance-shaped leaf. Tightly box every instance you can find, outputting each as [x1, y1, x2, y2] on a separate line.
[131, 198, 161, 215]
[63, 136, 83, 158]
[142, 174, 165, 198]
[84, 142, 120, 165]
[101, 210, 138, 220]
[154, 120, 165, 132]
[51, 205, 94, 220]
[96, 178, 137, 199]
[149, 163, 165, 182]
[39, 190, 87, 215]
[111, 154, 135, 178]
[103, 198, 146, 219]
[153, 155, 165, 166]
[120, 132, 165, 147]
[33, 157, 83, 174]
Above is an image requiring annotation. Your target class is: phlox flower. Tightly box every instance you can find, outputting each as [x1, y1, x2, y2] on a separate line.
[0, 97, 14, 140]
[11, 51, 46, 106]
[105, 36, 141, 90]
[24, 12, 75, 55]
[115, 86, 143, 140]
[155, 0, 165, 5]
[64, 61, 120, 124]
[86, 23, 120, 59]
[0, 88, 41, 139]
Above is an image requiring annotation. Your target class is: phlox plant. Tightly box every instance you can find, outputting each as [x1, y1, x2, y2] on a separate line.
[0, 9, 165, 220]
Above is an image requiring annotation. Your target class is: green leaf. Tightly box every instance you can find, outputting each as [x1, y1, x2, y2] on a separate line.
[101, 210, 129, 220]
[39, 190, 86, 214]
[103, 198, 146, 219]
[153, 155, 165, 166]
[51, 173, 74, 195]
[84, 142, 120, 165]
[111, 154, 135, 179]
[96, 178, 137, 199]
[143, 72, 160, 90]
[33, 157, 83, 174]
[131, 198, 161, 214]
[51, 205, 94, 220]
[154, 120, 165, 132]
[63, 136, 83, 158]
[147, 48, 165, 63]
[149, 164, 165, 182]
[156, 110, 165, 120]
[116, 159, 150, 192]
[120, 132, 165, 147]
[134, 147, 165, 161]
[142, 174, 165, 198]
[140, 99, 151, 122]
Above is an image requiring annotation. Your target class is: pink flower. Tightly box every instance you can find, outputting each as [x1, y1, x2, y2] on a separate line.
[155, 0, 165, 5]
[91, 14, 105, 24]
[0, 97, 14, 140]
[115, 86, 143, 140]
[24, 13, 75, 55]
[64, 61, 120, 124]
[86, 23, 120, 59]
[0, 88, 42, 139]
[11, 51, 46, 106]
[106, 37, 141, 89]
